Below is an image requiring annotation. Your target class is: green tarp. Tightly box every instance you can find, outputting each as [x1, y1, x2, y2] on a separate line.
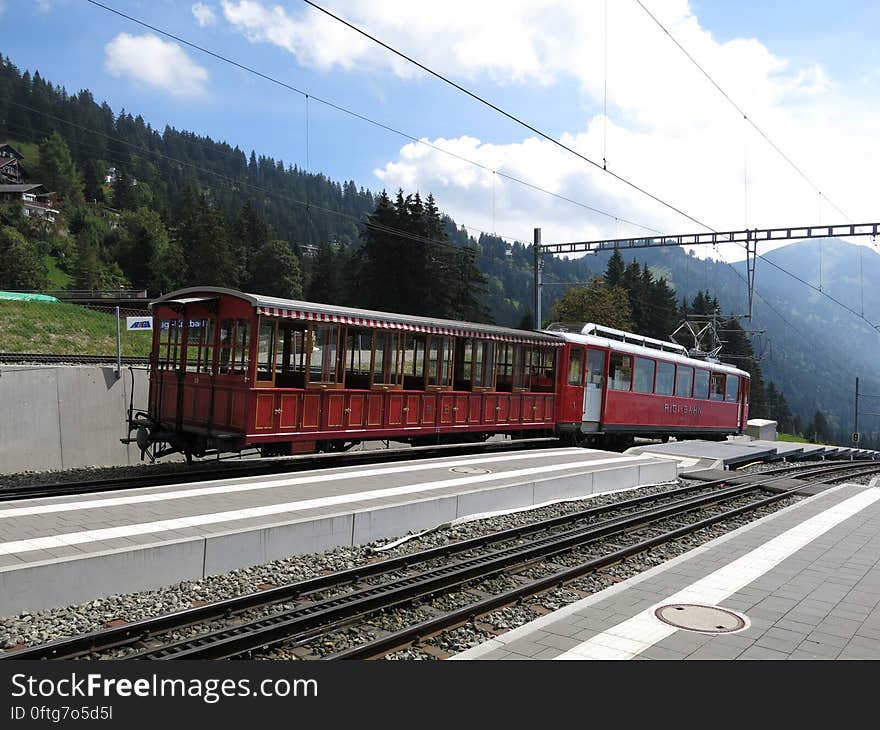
[0, 291, 60, 302]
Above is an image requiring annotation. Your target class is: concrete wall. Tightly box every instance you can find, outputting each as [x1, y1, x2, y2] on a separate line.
[0, 365, 149, 473]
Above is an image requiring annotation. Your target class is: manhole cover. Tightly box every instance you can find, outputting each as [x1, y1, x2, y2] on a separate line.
[654, 604, 747, 634]
[449, 466, 492, 475]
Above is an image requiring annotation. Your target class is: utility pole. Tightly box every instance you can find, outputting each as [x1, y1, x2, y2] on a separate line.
[115, 305, 122, 380]
[854, 376, 860, 443]
[533, 227, 542, 330]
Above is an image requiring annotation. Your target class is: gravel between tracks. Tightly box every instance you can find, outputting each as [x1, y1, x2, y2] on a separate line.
[0, 460, 862, 657]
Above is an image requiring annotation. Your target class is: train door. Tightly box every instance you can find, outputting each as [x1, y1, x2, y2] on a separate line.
[582, 349, 605, 426]
[739, 378, 750, 430]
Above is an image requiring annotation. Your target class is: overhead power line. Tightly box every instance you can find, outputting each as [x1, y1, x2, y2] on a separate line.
[756, 252, 879, 330]
[633, 0, 851, 223]
[301, 0, 714, 232]
[2, 97, 517, 253]
[83, 0, 659, 236]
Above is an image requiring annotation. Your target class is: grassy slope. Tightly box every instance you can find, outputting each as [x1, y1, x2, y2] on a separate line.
[776, 432, 807, 443]
[0, 300, 152, 357]
[8, 139, 40, 170]
[43, 255, 72, 289]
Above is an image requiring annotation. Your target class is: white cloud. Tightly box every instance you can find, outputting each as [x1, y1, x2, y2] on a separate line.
[0, 1, 6, 18]
[192, 2, 217, 27]
[104, 33, 209, 98]
[219, 1, 878, 257]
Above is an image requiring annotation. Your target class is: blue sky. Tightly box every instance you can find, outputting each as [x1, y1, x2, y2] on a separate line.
[4, 1, 880, 254]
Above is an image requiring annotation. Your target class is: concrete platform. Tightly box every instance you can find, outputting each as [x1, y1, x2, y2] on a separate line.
[0, 447, 676, 615]
[628, 439, 779, 470]
[629, 438, 878, 471]
[455, 482, 880, 660]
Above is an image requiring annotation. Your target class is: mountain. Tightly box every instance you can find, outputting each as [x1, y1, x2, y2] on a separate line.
[1, 53, 877, 444]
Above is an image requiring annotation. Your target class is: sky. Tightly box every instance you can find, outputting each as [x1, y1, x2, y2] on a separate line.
[4, 0, 880, 262]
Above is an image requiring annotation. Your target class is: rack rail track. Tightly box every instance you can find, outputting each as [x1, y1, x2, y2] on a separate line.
[3, 460, 877, 661]
[0, 353, 150, 366]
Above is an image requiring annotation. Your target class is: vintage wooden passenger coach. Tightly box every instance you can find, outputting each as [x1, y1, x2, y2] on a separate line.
[129, 287, 750, 459]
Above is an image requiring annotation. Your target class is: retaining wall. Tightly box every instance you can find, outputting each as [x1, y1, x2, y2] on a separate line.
[0, 365, 149, 473]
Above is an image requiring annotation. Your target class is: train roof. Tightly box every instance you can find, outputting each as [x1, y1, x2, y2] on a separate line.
[152, 287, 563, 346]
[552, 329, 750, 378]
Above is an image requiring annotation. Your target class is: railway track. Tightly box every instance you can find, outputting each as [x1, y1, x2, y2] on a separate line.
[0, 353, 150, 366]
[3, 459, 877, 661]
[0, 437, 562, 502]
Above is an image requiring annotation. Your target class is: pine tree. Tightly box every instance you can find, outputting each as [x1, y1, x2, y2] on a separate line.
[307, 240, 339, 304]
[248, 240, 302, 299]
[36, 131, 82, 203]
[179, 195, 238, 288]
[605, 249, 625, 286]
[0, 225, 49, 289]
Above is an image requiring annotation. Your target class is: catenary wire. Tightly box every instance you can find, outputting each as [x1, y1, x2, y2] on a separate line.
[300, 0, 715, 231]
[633, 0, 851, 223]
[82, 0, 659, 236]
[1, 97, 528, 252]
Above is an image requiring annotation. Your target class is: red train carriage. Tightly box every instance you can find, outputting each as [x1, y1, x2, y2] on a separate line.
[129, 289, 749, 460]
[130, 288, 561, 459]
[549, 323, 750, 447]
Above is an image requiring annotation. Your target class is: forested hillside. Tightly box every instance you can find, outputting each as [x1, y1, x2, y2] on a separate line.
[1, 53, 876, 448]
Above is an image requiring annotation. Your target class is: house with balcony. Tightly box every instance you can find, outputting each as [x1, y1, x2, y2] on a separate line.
[0, 183, 60, 223]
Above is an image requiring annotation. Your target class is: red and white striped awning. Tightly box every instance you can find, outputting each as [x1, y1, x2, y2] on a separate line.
[256, 306, 559, 346]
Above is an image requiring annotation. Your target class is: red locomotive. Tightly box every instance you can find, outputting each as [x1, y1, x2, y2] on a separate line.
[129, 287, 749, 459]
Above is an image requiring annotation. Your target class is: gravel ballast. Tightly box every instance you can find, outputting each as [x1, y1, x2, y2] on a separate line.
[0, 459, 866, 658]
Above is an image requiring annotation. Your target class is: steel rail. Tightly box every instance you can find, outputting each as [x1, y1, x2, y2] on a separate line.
[129, 481, 767, 659]
[123, 461, 880, 659]
[330, 470, 879, 659]
[0, 353, 150, 366]
[2, 460, 873, 660]
[0, 472, 737, 660]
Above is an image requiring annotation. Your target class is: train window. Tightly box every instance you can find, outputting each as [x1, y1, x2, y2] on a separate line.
[455, 339, 495, 390]
[473, 340, 495, 389]
[586, 349, 605, 389]
[609, 353, 632, 391]
[218, 319, 250, 376]
[403, 335, 427, 389]
[372, 331, 403, 388]
[495, 342, 515, 391]
[309, 324, 342, 386]
[726, 375, 740, 402]
[234, 319, 250, 376]
[427, 336, 453, 389]
[675, 366, 693, 397]
[274, 322, 307, 387]
[710, 372, 725, 401]
[531, 347, 555, 392]
[185, 319, 215, 374]
[512, 345, 530, 391]
[157, 318, 183, 370]
[344, 328, 372, 389]
[633, 357, 655, 394]
[198, 320, 215, 374]
[568, 348, 584, 386]
[218, 319, 234, 374]
[256, 320, 276, 383]
[655, 361, 675, 395]
[694, 369, 710, 399]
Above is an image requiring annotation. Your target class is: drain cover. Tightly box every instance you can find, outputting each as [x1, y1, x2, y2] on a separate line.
[654, 604, 747, 634]
[449, 466, 492, 475]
